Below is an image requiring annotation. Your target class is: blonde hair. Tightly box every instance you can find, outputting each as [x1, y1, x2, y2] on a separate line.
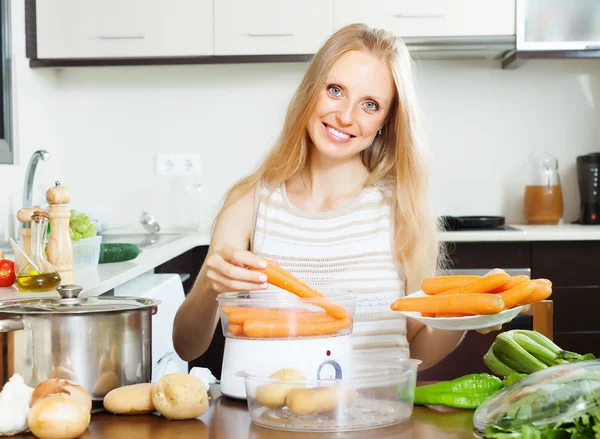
[218, 23, 446, 293]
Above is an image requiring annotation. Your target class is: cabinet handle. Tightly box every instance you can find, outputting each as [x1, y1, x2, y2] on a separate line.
[98, 35, 146, 40]
[393, 13, 446, 18]
[247, 32, 295, 37]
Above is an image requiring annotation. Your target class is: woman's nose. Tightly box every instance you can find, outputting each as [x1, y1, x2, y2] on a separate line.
[336, 102, 354, 126]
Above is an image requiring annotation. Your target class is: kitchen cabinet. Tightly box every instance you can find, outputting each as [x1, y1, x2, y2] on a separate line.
[334, 0, 516, 38]
[214, 0, 335, 55]
[28, 0, 214, 59]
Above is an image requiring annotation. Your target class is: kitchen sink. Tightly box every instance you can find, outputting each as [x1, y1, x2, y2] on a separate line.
[99, 233, 184, 249]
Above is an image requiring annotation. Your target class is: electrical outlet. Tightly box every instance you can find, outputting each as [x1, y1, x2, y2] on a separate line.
[155, 153, 201, 176]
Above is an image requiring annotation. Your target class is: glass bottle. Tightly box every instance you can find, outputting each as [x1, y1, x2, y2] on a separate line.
[15, 211, 62, 292]
[524, 152, 564, 225]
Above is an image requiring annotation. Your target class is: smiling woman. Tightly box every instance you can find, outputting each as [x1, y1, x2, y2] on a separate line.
[173, 23, 468, 371]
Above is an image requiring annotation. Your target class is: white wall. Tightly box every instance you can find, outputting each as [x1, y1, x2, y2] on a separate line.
[2, 0, 600, 241]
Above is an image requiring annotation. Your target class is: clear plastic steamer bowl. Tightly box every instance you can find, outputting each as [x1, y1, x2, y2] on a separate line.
[243, 358, 421, 432]
[216, 290, 357, 340]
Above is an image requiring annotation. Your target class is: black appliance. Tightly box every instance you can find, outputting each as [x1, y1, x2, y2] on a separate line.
[576, 153, 600, 225]
[439, 216, 517, 231]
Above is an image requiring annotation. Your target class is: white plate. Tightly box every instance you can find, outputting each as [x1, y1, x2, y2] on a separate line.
[394, 291, 528, 331]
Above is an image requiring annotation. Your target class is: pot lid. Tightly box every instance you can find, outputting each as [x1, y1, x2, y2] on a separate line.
[0, 285, 160, 314]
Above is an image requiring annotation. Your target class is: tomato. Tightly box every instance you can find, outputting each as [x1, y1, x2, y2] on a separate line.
[0, 258, 15, 287]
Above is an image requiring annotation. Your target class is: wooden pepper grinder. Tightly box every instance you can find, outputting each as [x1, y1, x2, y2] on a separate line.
[16, 207, 44, 257]
[46, 181, 73, 285]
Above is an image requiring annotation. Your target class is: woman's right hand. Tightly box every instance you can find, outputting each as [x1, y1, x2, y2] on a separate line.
[204, 245, 270, 293]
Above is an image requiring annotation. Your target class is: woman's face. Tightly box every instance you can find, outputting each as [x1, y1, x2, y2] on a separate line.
[307, 49, 395, 162]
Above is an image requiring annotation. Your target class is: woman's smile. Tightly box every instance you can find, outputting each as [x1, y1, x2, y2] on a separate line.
[322, 122, 355, 144]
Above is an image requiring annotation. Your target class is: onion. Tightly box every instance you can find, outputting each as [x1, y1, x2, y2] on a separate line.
[27, 394, 90, 439]
[31, 379, 92, 412]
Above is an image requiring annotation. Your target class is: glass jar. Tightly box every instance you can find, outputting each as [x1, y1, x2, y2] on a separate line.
[524, 152, 564, 225]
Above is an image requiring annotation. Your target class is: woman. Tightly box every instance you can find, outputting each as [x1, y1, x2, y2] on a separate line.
[174, 23, 485, 371]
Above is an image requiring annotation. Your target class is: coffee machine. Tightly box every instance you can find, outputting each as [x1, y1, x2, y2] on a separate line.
[576, 153, 600, 224]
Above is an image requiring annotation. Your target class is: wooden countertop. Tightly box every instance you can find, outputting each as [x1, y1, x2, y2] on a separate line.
[12, 387, 483, 439]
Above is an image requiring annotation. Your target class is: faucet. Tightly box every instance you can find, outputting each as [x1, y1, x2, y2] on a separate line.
[21, 150, 50, 228]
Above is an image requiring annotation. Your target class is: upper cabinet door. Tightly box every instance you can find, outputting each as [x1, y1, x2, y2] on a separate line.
[334, 0, 516, 38]
[214, 0, 335, 55]
[35, 0, 214, 59]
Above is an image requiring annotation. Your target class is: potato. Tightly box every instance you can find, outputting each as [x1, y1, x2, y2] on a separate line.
[255, 368, 305, 409]
[286, 385, 357, 416]
[103, 383, 155, 415]
[152, 373, 209, 420]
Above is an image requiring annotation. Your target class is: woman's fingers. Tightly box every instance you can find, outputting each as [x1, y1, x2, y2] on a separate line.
[209, 270, 268, 292]
[222, 247, 268, 270]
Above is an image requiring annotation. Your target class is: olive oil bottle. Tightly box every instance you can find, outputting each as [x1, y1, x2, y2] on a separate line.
[15, 211, 61, 293]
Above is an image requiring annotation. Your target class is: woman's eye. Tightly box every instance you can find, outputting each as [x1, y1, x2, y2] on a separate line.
[328, 85, 342, 96]
[364, 101, 379, 111]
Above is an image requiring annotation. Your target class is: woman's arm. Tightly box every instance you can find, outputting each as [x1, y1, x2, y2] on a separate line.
[172, 184, 266, 362]
[407, 319, 466, 371]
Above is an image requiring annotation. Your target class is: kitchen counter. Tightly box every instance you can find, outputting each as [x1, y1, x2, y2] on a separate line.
[440, 223, 600, 242]
[11, 386, 482, 439]
[0, 229, 211, 300]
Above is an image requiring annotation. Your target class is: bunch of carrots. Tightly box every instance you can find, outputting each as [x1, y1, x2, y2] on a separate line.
[222, 260, 352, 338]
[390, 272, 552, 318]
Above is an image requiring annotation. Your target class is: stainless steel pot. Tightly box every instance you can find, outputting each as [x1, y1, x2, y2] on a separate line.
[0, 284, 160, 403]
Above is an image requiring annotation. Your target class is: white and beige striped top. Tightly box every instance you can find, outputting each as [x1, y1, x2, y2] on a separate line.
[250, 179, 410, 360]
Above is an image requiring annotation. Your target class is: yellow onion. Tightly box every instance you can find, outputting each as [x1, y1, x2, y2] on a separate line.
[31, 379, 92, 412]
[27, 393, 90, 439]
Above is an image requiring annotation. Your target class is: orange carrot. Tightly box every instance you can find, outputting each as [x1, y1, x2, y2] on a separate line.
[436, 273, 511, 296]
[489, 275, 530, 293]
[227, 310, 337, 325]
[222, 306, 308, 315]
[242, 316, 353, 338]
[421, 275, 481, 295]
[519, 279, 552, 305]
[390, 293, 505, 315]
[496, 281, 537, 309]
[421, 312, 436, 317]
[251, 260, 347, 319]
[229, 324, 243, 335]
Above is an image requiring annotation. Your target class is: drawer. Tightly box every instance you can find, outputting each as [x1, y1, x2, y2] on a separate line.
[443, 242, 531, 270]
[214, 0, 335, 55]
[334, 0, 516, 38]
[532, 241, 600, 286]
[552, 286, 600, 332]
[35, 0, 214, 59]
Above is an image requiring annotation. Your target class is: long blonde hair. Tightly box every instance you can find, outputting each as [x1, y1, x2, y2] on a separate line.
[218, 23, 445, 293]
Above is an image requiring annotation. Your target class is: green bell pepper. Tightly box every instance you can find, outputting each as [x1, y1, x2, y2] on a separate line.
[414, 373, 503, 409]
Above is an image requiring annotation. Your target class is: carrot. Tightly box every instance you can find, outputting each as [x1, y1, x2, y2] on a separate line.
[496, 281, 537, 309]
[489, 275, 530, 293]
[251, 260, 347, 320]
[519, 279, 552, 305]
[436, 273, 511, 296]
[421, 275, 481, 295]
[242, 316, 353, 338]
[390, 293, 505, 315]
[229, 324, 243, 335]
[227, 310, 336, 325]
[421, 312, 436, 317]
[222, 306, 309, 315]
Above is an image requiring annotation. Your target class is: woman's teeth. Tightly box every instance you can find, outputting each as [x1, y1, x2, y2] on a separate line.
[327, 125, 351, 140]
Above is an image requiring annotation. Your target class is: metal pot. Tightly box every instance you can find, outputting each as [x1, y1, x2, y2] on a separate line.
[0, 284, 160, 404]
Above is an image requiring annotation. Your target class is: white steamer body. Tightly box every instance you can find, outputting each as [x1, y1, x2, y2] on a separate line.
[220, 334, 354, 399]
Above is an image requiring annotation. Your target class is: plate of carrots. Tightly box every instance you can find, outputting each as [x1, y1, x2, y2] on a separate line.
[389, 272, 552, 330]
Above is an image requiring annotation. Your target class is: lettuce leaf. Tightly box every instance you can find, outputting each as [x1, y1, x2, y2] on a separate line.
[484, 414, 600, 439]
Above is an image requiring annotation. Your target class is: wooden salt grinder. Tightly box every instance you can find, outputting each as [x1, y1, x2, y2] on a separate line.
[46, 181, 73, 285]
[16, 207, 40, 257]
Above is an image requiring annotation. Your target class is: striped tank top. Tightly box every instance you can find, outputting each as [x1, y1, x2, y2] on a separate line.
[250, 180, 410, 360]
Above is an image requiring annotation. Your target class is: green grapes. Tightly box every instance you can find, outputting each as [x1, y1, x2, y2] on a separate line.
[69, 209, 97, 241]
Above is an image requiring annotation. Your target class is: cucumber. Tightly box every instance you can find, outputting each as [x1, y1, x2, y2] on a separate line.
[99, 243, 140, 264]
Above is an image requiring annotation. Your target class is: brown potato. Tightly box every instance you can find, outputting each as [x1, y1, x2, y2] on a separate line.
[286, 385, 357, 416]
[255, 368, 305, 409]
[152, 373, 209, 420]
[103, 383, 155, 415]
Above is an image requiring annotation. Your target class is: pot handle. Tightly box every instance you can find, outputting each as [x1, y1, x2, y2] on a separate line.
[151, 305, 158, 315]
[0, 319, 25, 332]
